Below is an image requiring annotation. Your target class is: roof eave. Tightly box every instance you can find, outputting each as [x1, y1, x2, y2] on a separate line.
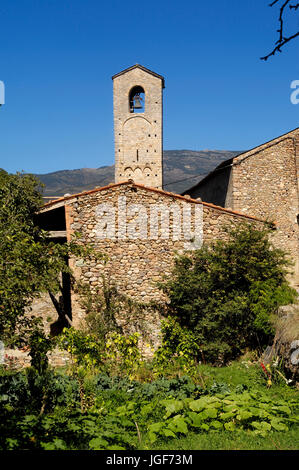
[112, 64, 165, 88]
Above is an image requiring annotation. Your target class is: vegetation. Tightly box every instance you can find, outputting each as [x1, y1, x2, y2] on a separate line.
[0, 176, 298, 451]
[0, 357, 298, 450]
[159, 223, 297, 365]
[0, 170, 103, 346]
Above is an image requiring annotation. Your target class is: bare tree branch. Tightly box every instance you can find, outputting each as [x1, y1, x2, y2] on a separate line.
[261, 0, 299, 60]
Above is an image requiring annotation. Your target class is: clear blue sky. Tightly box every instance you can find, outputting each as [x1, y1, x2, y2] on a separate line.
[1, 0, 299, 174]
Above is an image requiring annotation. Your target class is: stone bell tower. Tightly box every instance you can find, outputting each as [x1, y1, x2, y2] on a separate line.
[112, 64, 165, 189]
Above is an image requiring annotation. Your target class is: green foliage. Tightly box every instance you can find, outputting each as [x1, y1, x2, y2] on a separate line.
[160, 223, 297, 364]
[0, 369, 79, 415]
[0, 359, 298, 450]
[153, 317, 201, 379]
[28, 321, 53, 375]
[59, 327, 142, 379]
[144, 390, 299, 443]
[57, 327, 104, 369]
[0, 170, 105, 346]
[105, 332, 142, 379]
[94, 373, 203, 401]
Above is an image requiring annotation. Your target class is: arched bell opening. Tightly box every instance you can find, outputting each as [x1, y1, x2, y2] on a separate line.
[129, 86, 145, 113]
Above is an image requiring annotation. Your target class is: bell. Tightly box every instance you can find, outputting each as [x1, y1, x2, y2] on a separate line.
[133, 94, 143, 109]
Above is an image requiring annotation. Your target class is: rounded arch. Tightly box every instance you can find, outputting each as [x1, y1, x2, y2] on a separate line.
[124, 167, 133, 178]
[144, 166, 152, 178]
[123, 115, 151, 126]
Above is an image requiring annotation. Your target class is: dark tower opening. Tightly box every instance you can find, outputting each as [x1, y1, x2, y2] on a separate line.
[129, 86, 145, 113]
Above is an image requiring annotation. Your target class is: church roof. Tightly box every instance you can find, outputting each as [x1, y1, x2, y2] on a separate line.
[112, 64, 165, 88]
[182, 125, 299, 196]
[40, 180, 266, 223]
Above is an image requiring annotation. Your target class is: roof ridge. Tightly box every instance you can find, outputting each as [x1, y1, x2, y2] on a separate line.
[41, 180, 267, 223]
[112, 64, 165, 88]
[183, 126, 299, 195]
[234, 126, 299, 164]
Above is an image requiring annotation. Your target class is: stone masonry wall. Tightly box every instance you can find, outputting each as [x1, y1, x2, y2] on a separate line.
[231, 133, 299, 286]
[113, 67, 163, 189]
[59, 182, 264, 352]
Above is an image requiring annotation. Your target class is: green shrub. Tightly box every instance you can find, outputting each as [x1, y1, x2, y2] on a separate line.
[160, 223, 297, 364]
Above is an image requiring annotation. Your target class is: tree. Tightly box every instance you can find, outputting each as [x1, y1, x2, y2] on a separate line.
[160, 223, 297, 364]
[0, 169, 73, 345]
[261, 1, 299, 60]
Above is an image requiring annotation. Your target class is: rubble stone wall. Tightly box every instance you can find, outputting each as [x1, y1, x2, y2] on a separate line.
[232, 135, 299, 286]
[62, 183, 264, 350]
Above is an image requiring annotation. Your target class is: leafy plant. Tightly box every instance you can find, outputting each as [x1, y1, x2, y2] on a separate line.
[105, 332, 142, 379]
[159, 223, 297, 364]
[57, 327, 104, 370]
[153, 316, 203, 382]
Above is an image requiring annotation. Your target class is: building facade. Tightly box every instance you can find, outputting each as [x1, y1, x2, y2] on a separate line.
[38, 181, 264, 348]
[183, 127, 299, 287]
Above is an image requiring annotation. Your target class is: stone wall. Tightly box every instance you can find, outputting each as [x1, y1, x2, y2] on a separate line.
[231, 133, 299, 286]
[113, 66, 164, 189]
[50, 182, 265, 350]
[2, 347, 71, 370]
[183, 128, 299, 287]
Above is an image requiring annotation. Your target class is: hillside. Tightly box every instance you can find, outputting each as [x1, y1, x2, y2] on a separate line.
[35, 150, 242, 198]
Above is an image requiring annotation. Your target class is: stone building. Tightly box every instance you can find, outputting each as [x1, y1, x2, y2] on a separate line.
[183, 127, 299, 288]
[34, 64, 297, 346]
[37, 180, 264, 347]
[113, 64, 164, 189]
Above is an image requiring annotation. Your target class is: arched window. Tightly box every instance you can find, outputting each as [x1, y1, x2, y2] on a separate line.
[129, 86, 145, 113]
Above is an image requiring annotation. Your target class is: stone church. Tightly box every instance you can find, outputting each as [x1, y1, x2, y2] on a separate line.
[35, 64, 298, 346]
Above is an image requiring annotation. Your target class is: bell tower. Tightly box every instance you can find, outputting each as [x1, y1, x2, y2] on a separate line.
[112, 64, 165, 189]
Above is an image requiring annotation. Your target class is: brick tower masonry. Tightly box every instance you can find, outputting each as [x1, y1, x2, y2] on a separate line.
[112, 64, 164, 189]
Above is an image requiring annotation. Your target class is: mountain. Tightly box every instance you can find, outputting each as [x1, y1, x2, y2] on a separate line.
[35, 150, 242, 198]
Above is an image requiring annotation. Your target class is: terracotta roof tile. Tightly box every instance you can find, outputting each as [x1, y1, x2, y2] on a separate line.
[40, 181, 268, 224]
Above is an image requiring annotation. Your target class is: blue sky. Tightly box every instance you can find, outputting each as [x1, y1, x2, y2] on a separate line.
[1, 0, 299, 174]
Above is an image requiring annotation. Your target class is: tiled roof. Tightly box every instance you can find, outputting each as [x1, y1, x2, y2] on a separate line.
[40, 180, 268, 223]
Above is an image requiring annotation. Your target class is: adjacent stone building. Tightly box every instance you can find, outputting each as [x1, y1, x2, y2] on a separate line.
[183, 127, 299, 287]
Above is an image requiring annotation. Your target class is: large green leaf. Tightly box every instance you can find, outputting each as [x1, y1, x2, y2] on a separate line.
[224, 421, 236, 431]
[220, 411, 236, 421]
[162, 399, 184, 418]
[236, 410, 253, 421]
[251, 421, 271, 432]
[168, 415, 188, 434]
[270, 418, 288, 431]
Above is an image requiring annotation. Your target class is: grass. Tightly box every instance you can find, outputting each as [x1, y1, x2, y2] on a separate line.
[1, 356, 298, 451]
[149, 428, 299, 450]
[146, 357, 299, 451]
